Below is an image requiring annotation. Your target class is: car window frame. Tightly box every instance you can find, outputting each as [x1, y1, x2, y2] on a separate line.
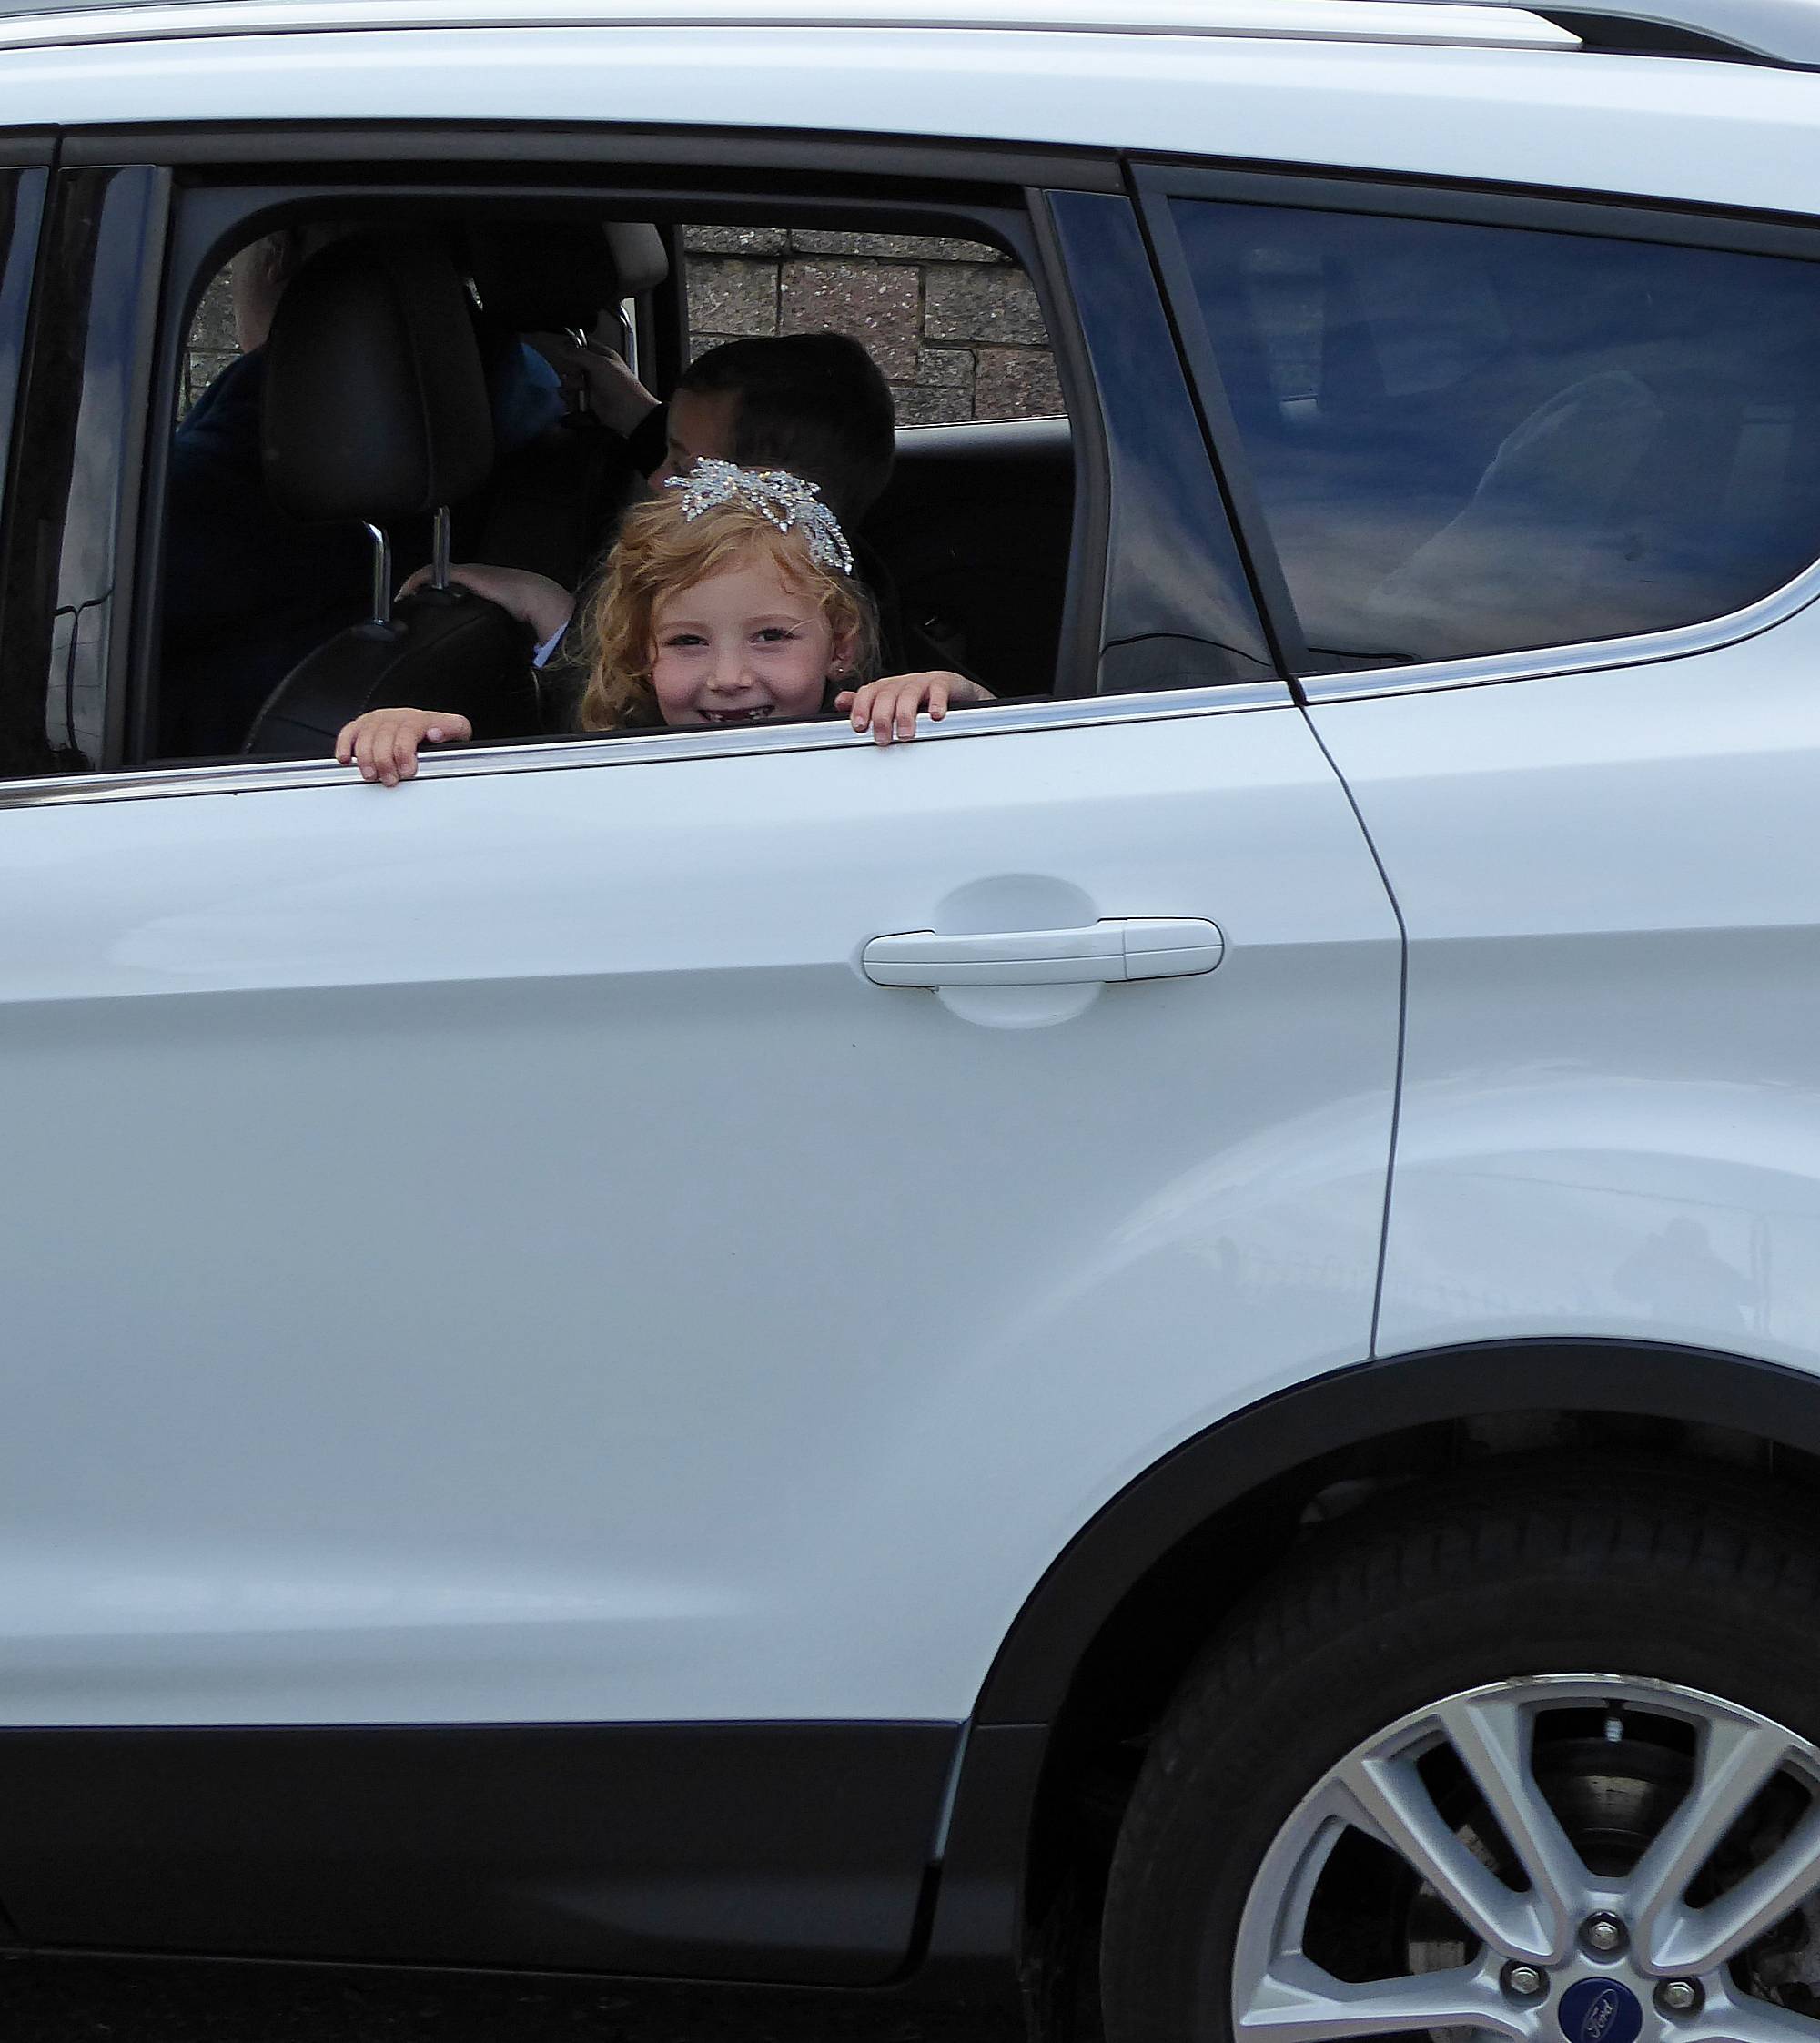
[0, 160, 167, 776]
[114, 138, 1132, 784]
[0, 147, 126, 780]
[1134, 157, 1820, 705]
[0, 154, 49, 528]
[0, 126, 1298, 802]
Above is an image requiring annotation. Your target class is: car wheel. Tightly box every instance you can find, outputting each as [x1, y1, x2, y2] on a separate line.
[1100, 1458, 1820, 2043]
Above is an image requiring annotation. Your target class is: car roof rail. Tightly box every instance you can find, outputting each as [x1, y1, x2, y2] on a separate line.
[0, 0, 1574, 36]
[0, 0, 1798, 60]
[1423, 0, 1820, 64]
[0, 0, 1592, 56]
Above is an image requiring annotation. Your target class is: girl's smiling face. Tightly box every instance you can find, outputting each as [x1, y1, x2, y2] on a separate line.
[649, 555, 844, 727]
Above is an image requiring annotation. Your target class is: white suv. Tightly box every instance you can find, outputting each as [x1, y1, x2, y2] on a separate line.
[6, 5, 1820, 2043]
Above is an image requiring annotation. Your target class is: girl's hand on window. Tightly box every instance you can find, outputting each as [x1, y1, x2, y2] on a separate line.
[398, 562, 577, 644]
[834, 672, 995, 746]
[335, 707, 473, 785]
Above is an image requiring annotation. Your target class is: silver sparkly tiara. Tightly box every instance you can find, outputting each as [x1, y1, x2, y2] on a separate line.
[665, 459, 855, 577]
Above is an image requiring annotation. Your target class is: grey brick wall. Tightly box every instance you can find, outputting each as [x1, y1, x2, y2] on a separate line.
[182, 271, 240, 412]
[683, 227, 1061, 424]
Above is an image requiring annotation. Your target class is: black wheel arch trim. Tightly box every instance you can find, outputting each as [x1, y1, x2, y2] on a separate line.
[917, 1339, 1820, 1980]
[974, 1337, 1820, 1726]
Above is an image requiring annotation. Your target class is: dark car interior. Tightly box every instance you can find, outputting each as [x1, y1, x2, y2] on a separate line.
[150, 197, 1077, 765]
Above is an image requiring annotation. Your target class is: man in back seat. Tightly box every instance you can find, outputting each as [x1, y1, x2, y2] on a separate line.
[569, 329, 893, 519]
[425, 330, 962, 702]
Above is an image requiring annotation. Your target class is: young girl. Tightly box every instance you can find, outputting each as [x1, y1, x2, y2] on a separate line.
[336, 460, 993, 784]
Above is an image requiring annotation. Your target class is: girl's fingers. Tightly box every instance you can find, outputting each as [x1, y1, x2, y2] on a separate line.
[340, 711, 464, 782]
[845, 675, 951, 743]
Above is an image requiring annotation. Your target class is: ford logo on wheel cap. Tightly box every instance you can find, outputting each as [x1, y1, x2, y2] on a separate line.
[1559, 1979, 1643, 2043]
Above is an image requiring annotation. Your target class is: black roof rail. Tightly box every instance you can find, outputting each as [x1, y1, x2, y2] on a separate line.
[1543, 7, 1774, 56]
[1430, 0, 1820, 65]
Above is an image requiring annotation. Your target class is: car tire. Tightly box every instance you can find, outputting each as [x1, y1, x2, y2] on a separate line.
[1099, 1455, 1820, 2043]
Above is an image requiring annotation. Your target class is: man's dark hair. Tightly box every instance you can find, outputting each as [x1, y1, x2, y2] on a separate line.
[680, 331, 895, 526]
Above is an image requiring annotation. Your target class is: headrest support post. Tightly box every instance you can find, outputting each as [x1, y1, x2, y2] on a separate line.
[365, 523, 394, 629]
[562, 327, 592, 416]
[431, 506, 453, 593]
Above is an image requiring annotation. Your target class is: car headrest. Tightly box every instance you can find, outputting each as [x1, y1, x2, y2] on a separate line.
[463, 219, 668, 333]
[605, 220, 668, 298]
[263, 233, 494, 525]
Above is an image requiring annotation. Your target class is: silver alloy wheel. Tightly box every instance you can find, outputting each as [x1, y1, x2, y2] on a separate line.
[1231, 1674, 1820, 2043]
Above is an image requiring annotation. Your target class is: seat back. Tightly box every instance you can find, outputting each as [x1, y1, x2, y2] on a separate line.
[245, 233, 536, 758]
[463, 219, 669, 585]
[247, 591, 538, 758]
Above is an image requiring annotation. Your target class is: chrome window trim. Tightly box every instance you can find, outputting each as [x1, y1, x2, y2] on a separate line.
[0, 0, 1582, 58]
[0, 678, 1293, 808]
[1298, 551, 1820, 705]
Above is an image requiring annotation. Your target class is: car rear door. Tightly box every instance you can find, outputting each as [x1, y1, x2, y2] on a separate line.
[0, 170, 1402, 1973]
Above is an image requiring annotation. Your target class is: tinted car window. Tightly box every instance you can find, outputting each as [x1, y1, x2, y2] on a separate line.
[0, 168, 52, 775]
[0, 167, 160, 777]
[1170, 199, 1820, 673]
[1049, 190, 1274, 693]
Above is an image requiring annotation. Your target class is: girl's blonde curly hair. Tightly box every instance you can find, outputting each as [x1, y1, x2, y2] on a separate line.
[576, 489, 880, 733]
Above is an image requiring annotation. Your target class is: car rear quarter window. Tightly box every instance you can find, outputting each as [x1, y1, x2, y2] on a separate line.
[1163, 197, 1820, 674]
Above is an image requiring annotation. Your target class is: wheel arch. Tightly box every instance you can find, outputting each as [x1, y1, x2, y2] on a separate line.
[918, 1338, 1820, 1988]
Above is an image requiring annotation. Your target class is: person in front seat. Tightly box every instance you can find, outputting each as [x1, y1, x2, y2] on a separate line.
[336, 461, 994, 782]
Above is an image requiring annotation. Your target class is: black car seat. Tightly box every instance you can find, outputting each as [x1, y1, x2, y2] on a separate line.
[244, 233, 538, 759]
[463, 219, 670, 588]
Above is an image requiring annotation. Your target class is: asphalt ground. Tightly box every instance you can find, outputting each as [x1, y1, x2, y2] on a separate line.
[0, 1958, 1030, 2043]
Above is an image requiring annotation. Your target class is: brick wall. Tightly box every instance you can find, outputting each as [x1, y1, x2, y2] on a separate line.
[183, 271, 240, 412]
[683, 228, 1061, 424]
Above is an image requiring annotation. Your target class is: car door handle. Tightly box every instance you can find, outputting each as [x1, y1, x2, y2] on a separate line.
[862, 917, 1224, 987]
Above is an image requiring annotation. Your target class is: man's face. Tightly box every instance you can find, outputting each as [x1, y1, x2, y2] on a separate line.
[650, 385, 742, 488]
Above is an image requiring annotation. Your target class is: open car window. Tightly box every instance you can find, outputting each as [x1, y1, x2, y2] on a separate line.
[145, 199, 1082, 766]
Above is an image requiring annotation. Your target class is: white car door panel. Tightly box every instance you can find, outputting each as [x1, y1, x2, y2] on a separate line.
[1310, 613, 1820, 1373]
[0, 699, 1399, 1726]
